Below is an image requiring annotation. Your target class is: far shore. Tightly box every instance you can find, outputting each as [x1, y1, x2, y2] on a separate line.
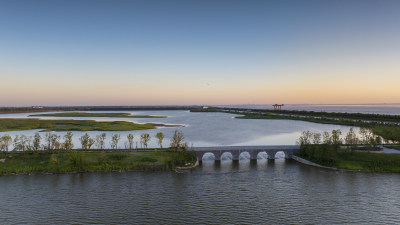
[0, 110, 56, 115]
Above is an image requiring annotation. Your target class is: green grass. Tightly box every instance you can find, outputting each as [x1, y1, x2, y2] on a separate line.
[297, 145, 400, 172]
[30, 112, 167, 118]
[0, 118, 155, 132]
[0, 150, 197, 174]
[334, 152, 400, 171]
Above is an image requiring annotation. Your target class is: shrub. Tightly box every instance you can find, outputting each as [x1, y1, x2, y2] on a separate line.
[108, 153, 127, 161]
[139, 157, 157, 163]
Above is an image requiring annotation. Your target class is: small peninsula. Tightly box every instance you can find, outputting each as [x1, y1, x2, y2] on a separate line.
[29, 112, 167, 118]
[0, 118, 155, 132]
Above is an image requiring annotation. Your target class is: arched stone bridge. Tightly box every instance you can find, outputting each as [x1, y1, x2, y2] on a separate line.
[194, 145, 300, 162]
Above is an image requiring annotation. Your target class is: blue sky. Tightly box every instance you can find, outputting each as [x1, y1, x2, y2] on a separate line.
[1, 0, 400, 106]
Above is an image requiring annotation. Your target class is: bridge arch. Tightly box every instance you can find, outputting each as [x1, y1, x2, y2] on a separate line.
[239, 152, 251, 160]
[257, 151, 269, 160]
[221, 152, 233, 161]
[275, 151, 286, 159]
[201, 152, 216, 161]
[195, 146, 300, 162]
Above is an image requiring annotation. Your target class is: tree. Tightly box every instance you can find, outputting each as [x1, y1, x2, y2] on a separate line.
[366, 129, 374, 147]
[0, 134, 12, 152]
[331, 129, 342, 151]
[80, 133, 90, 150]
[375, 136, 382, 147]
[322, 131, 331, 145]
[312, 133, 321, 145]
[297, 130, 312, 145]
[140, 133, 150, 149]
[127, 134, 134, 149]
[110, 134, 120, 149]
[13, 135, 28, 151]
[33, 133, 42, 151]
[44, 131, 52, 151]
[170, 130, 185, 151]
[95, 133, 106, 149]
[359, 127, 369, 145]
[156, 132, 164, 148]
[344, 128, 358, 151]
[63, 132, 74, 150]
[50, 133, 61, 150]
[88, 137, 95, 149]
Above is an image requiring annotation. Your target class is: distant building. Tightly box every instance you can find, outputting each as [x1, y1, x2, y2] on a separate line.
[272, 104, 284, 110]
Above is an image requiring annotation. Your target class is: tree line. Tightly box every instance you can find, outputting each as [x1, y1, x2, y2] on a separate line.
[297, 127, 385, 149]
[0, 130, 188, 152]
[297, 128, 385, 166]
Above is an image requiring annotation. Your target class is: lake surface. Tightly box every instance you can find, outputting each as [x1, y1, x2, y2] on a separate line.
[1, 159, 399, 224]
[0, 110, 357, 149]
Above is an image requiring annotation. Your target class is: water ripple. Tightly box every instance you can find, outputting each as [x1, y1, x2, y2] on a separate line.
[1, 161, 400, 224]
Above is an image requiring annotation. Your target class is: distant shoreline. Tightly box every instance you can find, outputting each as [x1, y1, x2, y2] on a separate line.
[0, 110, 55, 115]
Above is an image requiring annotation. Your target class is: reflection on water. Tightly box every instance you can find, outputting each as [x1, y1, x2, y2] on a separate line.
[256, 158, 268, 170]
[220, 160, 233, 172]
[1, 160, 400, 224]
[201, 158, 283, 173]
[238, 160, 251, 171]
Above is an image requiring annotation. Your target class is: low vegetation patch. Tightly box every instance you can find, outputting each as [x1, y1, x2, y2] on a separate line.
[0, 150, 197, 175]
[0, 118, 155, 132]
[297, 145, 400, 172]
[30, 112, 167, 118]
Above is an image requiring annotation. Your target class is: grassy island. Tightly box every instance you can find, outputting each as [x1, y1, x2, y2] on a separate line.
[296, 130, 400, 172]
[297, 145, 400, 172]
[30, 112, 167, 118]
[0, 118, 155, 132]
[0, 150, 197, 175]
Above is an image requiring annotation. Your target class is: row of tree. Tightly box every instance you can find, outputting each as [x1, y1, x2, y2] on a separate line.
[0, 130, 188, 152]
[297, 127, 383, 151]
[297, 128, 390, 167]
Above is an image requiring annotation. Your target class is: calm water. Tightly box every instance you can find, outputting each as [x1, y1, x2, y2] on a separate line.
[0, 110, 358, 149]
[1, 160, 400, 224]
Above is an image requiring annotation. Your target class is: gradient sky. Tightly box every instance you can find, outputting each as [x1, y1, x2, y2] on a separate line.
[1, 0, 400, 106]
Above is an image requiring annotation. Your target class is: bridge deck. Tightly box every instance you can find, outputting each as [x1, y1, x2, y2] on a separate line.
[194, 145, 299, 151]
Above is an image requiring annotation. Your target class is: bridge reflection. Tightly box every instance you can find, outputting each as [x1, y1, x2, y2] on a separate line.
[199, 158, 289, 172]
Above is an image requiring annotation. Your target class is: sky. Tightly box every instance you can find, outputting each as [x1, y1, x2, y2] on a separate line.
[1, 0, 400, 106]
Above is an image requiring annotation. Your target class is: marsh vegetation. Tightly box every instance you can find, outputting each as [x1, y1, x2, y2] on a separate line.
[30, 112, 167, 118]
[0, 130, 196, 174]
[0, 118, 155, 132]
